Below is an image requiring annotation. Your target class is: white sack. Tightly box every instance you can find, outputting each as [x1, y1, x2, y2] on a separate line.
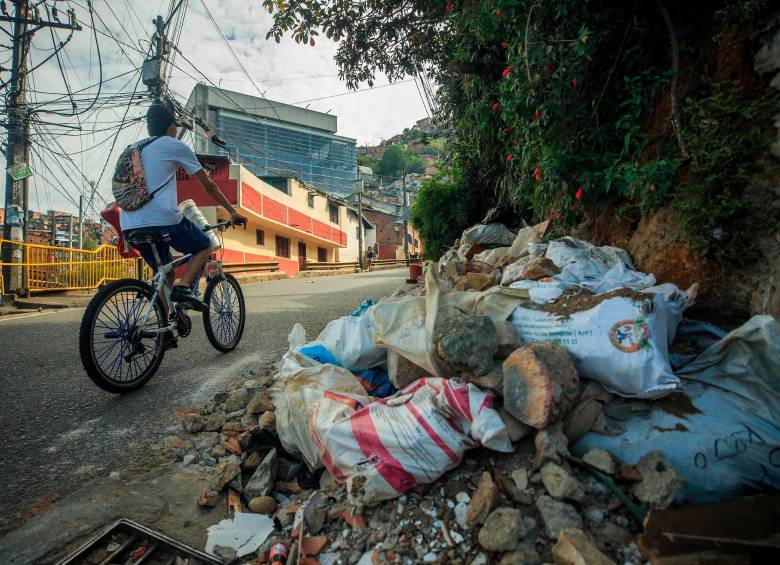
[511, 290, 689, 398]
[318, 377, 512, 506]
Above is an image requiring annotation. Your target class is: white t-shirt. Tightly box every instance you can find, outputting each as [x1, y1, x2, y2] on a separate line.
[119, 136, 203, 230]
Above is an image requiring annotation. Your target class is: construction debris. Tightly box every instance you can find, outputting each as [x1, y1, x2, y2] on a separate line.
[162, 222, 780, 563]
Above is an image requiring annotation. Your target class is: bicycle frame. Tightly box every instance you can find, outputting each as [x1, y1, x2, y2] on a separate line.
[131, 250, 226, 337]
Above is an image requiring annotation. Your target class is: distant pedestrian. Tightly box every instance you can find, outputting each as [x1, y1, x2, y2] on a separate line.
[366, 247, 376, 271]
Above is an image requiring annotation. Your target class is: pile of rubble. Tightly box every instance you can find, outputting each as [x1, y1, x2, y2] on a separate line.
[169, 221, 780, 564]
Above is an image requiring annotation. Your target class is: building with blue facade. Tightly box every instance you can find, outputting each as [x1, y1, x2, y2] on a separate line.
[186, 84, 357, 196]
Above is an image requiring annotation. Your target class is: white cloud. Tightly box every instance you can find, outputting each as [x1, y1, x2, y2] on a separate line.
[1, 0, 429, 215]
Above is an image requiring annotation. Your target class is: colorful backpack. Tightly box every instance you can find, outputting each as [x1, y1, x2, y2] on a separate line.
[111, 136, 164, 211]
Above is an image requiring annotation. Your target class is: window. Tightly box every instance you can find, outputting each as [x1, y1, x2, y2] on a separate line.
[255, 229, 265, 245]
[275, 235, 290, 258]
[329, 204, 339, 224]
[307, 193, 315, 208]
[318, 247, 327, 262]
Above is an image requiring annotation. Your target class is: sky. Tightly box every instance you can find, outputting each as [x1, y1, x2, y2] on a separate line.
[1, 0, 430, 217]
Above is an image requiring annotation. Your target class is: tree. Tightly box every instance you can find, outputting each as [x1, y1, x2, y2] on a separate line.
[410, 168, 482, 259]
[376, 144, 424, 178]
[358, 154, 378, 171]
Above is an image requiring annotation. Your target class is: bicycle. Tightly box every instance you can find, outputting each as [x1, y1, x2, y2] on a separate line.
[79, 220, 246, 393]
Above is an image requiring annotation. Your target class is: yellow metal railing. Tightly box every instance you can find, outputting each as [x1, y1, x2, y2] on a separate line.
[0, 239, 151, 294]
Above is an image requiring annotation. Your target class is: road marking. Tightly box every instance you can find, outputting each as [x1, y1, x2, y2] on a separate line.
[0, 307, 85, 323]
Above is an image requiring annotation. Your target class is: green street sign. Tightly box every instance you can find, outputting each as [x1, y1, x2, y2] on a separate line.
[7, 162, 32, 181]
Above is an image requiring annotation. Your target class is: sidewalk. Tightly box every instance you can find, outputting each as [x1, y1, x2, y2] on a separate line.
[8, 290, 96, 310]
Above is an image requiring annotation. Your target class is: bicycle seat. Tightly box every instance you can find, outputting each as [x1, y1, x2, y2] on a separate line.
[125, 229, 164, 246]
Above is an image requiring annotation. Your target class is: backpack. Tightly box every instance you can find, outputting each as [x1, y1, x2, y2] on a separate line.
[111, 136, 166, 211]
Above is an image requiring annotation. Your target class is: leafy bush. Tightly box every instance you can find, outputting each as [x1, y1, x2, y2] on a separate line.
[410, 167, 482, 259]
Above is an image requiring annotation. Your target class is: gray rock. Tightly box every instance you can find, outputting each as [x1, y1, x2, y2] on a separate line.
[191, 432, 220, 452]
[203, 457, 217, 467]
[182, 453, 196, 466]
[223, 388, 249, 412]
[632, 451, 683, 509]
[582, 448, 616, 475]
[241, 413, 258, 428]
[226, 409, 246, 420]
[204, 412, 226, 432]
[434, 311, 498, 376]
[477, 507, 526, 552]
[213, 391, 229, 404]
[511, 468, 529, 491]
[499, 546, 541, 565]
[499, 407, 533, 442]
[243, 448, 278, 500]
[535, 495, 583, 539]
[494, 320, 523, 358]
[534, 422, 570, 467]
[182, 413, 204, 433]
[213, 545, 237, 562]
[540, 463, 585, 502]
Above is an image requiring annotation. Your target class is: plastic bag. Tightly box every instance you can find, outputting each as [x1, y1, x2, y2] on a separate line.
[306, 305, 385, 371]
[573, 316, 780, 503]
[509, 278, 567, 304]
[273, 362, 370, 470]
[510, 288, 690, 398]
[299, 343, 393, 397]
[318, 377, 512, 506]
[545, 237, 655, 293]
[461, 223, 516, 248]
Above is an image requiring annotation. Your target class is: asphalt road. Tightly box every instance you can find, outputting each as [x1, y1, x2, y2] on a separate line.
[0, 269, 406, 529]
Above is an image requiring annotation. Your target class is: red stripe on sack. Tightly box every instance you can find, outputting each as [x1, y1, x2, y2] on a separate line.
[443, 382, 472, 422]
[350, 408, 417, 493]
[406, 402, 460, 464]
[401, 378, 428, 395]
[321, 449, 348, 483]
[478, 394, 495, 413]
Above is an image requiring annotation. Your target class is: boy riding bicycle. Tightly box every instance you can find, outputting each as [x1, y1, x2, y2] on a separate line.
[120, 103, 246, 311]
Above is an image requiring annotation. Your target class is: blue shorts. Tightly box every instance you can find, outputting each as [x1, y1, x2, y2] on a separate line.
[124, 217, 211, 272]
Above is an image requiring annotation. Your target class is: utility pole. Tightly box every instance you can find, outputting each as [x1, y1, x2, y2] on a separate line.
[77, 194, 84, 249]
[355, 177, 364, 271]
[1, 2, 82, 294]
[142, 1, 184, 103]
[49, 210, 56, 246]
[68, 214, 74, 248]
[402, 162, 409, 260]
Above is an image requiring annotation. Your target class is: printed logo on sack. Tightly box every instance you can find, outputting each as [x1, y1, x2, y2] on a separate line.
[609, 319, 651, 353]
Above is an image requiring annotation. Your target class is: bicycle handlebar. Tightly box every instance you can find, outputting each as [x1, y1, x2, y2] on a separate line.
[204, 219, 244, 231]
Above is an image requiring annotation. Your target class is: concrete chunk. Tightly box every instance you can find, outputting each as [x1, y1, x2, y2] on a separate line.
[503, 343, 580, 429]
[553, 528, 616, 565]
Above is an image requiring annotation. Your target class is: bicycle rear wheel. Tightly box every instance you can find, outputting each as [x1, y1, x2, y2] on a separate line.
[79, 279, 166, 393]
[202, 272, 245, 352]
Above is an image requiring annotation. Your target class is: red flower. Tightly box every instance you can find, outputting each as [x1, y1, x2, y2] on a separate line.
[495, 9, 503, 18]
[575, 187, 585, 200]
[648, 184, 656, 192]
[571, 77, 578, 88]
[533, 167, 542, 181]
[534, 109, 541, 120]
[502, 66, 514, 78]
[445, 1, 452, 13]
[500, 40, 509, 49]
[503, 127, 511, 133]
[506, 154, 513, 162]
[492, 102, 500, 111]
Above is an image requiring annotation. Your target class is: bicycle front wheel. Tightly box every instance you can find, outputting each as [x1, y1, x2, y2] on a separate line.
[203, 272, 245, 352]
[79, 279, 166, 393]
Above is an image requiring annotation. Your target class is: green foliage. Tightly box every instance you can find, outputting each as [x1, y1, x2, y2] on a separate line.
[674, 84, 780, 258]
[82, 235, 98, 251]
[377, 144, 425, 178]
[263, 0, 778, 260]
[357, 154, 378, 171]
[410, 167, 482, 259]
